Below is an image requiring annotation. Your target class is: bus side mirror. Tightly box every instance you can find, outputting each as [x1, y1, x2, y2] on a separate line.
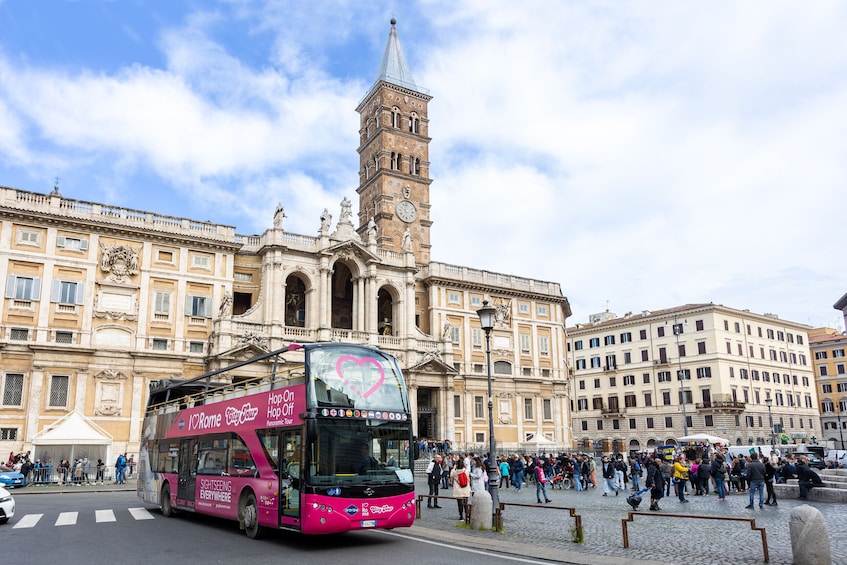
[303, 412, 317, 442]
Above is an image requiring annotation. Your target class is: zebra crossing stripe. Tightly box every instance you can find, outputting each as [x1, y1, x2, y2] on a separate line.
[12, 513, 43, 529]
[128, 507, 155, 520]
[96, 509, 117, 523]
[56, 512, 78, 526]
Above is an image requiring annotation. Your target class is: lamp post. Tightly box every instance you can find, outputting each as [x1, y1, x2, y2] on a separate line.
[765, 394, 774, 452]
[672, 316, 688, 437]
[476, 299, 500, 519]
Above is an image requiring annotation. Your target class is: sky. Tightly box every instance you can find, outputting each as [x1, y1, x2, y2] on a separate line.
[0, 0, 845, 331]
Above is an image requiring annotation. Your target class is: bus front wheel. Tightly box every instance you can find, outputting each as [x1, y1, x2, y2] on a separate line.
[242, 492, 266, 539]
[161, 484, 175, 517]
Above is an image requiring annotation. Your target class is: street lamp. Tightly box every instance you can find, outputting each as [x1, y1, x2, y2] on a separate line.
[672, 316, 689, 437]
[476, 299, 500, 518]
[765, 393, 774, 452]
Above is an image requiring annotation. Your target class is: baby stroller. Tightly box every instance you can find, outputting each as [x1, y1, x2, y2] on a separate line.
[626, 487, 651, 510]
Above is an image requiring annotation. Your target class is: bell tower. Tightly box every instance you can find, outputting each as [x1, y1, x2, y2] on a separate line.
[356, 18, 432, 265]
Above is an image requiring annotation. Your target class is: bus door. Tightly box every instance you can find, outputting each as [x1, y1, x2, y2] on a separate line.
[280, 429, 302, 521]
[177, 438, 198, 506]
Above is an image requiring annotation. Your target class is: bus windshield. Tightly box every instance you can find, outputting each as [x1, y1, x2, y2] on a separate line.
[307, 344, 408, 413]
[310, 418, 412, 486]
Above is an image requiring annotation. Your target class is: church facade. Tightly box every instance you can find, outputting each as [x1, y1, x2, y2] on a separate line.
[0, 21, 571, 461]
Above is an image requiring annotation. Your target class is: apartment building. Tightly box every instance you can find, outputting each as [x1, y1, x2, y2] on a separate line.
[809, 327, 847, 450]
[566, 304, 819, 454]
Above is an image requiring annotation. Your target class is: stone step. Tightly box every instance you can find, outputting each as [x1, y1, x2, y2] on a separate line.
[773, 484, 847, 503]
[783, 477, 847, 489]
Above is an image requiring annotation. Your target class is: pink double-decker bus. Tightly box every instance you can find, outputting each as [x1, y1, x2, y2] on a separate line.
[137, 343, 416, 538]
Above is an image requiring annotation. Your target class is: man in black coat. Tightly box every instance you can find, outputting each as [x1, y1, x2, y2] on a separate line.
[645, 457, 664, 511]
[796, 459, 822, 500]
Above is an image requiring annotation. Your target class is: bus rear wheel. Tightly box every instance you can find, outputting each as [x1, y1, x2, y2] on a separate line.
[242, 492, 266, 539]
[161, 484, 175, 517]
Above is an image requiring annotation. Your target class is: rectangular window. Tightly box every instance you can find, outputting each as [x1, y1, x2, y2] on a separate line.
[662, 391, 671, 405]
[49, 375, 69, 407]
[454, 395, 462, 418]
[646, 417, 654, 429]
[185, 295, 211, 318]
[665, 416, 673, 428]
[10, 328, 28, 341]
[539, 335, 550, 355]
[520, 333, 531, 352]
[450, 326, 460, 345]
[189, 341, 204, 353]
[658, 371, 671, 383]
[625, 394, 637, 408]
[56, 235, 88, 251]
[2, 373, 24, 406]
[623, 374, 635, 386]
[537, 305, 548, 316]
[623, 352, 631, 364]
[834, 349, 846, 358]
[470, 296, 481, 307]
[612, 419, 620, 430]
[17, 229, 40, 245]
[448, 292, 460, 304]
[474, 396, 484, 418]
[695, 320, 704, 331]
[233, 272, 252, 282]
[577, 398, 588, 410]
[704, 415, 714, 427]
[191, 253, 211, 269]
[55, 331, 74, 344]
[0, 428, 18, 440]
[522, 367, 532, 377]
[589, 337, 600, 348]
[519, 303, 529, 314]
[524, 398, 533, 420]
[643, 373, 650, 384]
[639, 329, 647, 340]
[696, 366, 712, 379]
[596, 420, 603, 431]
[605, 335, 615, 346]
[5, 275, 41, 301]
[644, 392, 652, 407]
[591, 357, 601, 368]
[621, 332, 632, 343]
[576, 359, 586, 370]
[154, 291, 171, 317]
[629, 418, 637, 430]
[543, 398, 552, 420]
[574, 340, 583, 350]
[657, 326, 665, 338]
[152, 338, 168, 351]
[697, 342, 706, 354]
[581, 421, 588, 431]
[641, 350, 649, 362]
[472, 328, 483, 348]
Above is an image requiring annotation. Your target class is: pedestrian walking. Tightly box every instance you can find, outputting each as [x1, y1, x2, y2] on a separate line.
[601, 456, 620, 496]
[646, 456, 664, 511]
[764, 456, 778, 506]
[744, 452, 766, 509]
[450, 458, 471, 521]
[426, 454, 443, 508]
[672, 456, 690, 503]
[711, 454, 728, 501]
[534, 458, 552, 503]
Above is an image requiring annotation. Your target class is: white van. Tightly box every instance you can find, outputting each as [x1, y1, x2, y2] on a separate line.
[726, 445, 780, 461]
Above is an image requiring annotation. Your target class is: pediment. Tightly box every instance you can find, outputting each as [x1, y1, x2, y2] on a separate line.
[212, 341, 270, 364]
[325, 239, 381, 263]
[409, 352, 457, 374]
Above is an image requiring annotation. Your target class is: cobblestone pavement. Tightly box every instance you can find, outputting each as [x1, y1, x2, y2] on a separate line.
[413, 478, 847, 565]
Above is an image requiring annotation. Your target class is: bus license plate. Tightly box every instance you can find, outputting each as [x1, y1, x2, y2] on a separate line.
[361, 520, 377, 528]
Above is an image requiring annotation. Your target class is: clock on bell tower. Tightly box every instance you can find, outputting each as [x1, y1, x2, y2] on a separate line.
[356, 18, 432, 265]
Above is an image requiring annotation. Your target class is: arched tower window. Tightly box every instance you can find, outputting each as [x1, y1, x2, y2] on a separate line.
[391, 107, 401, 129]
[409, 112, 419, 133]
[331, 263, 354, 329]
[284, 275, 307, 327]
[390, 152, 401, 171]
[377, 288, 394, 335]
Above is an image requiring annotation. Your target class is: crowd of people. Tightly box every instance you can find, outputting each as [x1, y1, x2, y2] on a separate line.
[420, 445, 826, 518]
[3, 451, 136, 486]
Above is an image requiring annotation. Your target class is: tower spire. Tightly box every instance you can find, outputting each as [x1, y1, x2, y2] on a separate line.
[374, 18, 421, 93]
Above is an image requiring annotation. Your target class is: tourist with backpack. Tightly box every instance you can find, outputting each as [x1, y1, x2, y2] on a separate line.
[450, 458, 471, 520]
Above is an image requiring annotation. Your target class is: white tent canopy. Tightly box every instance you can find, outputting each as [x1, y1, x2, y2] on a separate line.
[32, 411, 113, 466]
[678, 433, 729, 445]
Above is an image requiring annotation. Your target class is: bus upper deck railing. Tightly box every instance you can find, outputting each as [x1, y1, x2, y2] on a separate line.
[144, 367, 306, 416]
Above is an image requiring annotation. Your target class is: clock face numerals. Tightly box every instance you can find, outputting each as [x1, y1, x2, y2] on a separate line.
[396, 200, 417, 223]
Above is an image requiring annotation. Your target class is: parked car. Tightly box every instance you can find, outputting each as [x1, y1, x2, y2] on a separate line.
[0, 471, 26, 488]
[800, 453, 826, 470]
[0, 486, 14, 524]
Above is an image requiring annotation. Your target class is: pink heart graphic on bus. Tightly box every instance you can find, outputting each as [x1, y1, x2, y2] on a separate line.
[336, 355, 385, 399]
